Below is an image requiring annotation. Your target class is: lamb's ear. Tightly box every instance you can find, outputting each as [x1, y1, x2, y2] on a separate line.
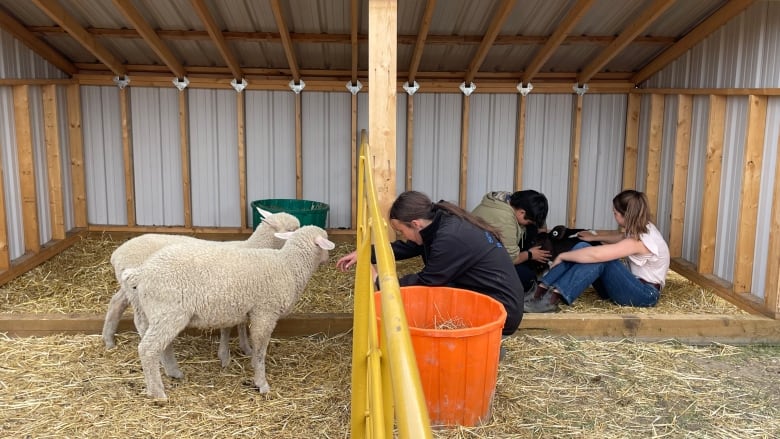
[315, 236, 336, 250]
[274, 231, 295, 240]
[256, 207, 278, 227]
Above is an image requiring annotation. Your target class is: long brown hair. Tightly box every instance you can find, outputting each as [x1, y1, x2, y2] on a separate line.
[389, 191, 503, 240]
[613, 189, 651, 238]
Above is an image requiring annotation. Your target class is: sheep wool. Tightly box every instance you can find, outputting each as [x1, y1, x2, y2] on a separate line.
[101, 209, 300, 368]
[123, 225, 335, 400]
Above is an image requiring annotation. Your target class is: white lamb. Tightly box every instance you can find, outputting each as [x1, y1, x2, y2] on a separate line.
[121, 225, 334, 399]
[102, 208, 300, 367]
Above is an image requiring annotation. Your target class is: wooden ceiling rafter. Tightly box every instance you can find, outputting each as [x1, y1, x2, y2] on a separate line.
[576, 0, 675, 85]
[522, 0, 595, 85]
[407, 0, 437, 85]
[190, 0, 243, 81]
[112, 0, 185, 79]
[30, 0, 126, 77]
[632, 0, 757, 85]
[0, 7, 77, 75]
[464, 0, 517, 85]
[269, 0, 301, 83]
[27, 25, 677, 46]
[350, 0, 359, 84]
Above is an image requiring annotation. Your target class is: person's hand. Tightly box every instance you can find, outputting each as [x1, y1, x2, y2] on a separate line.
[336, 251, 358, 272]
[529, 245, 551, 263]
[577, 230, 599, 242]
[549, 254, 565, 268]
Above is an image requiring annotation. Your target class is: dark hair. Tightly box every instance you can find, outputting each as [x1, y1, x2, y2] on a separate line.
[389, 191, 503, 240]
[509, 190, 548, 226]
[613, 189, 651, 238]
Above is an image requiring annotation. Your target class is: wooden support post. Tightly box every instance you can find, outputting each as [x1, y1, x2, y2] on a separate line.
[368, 0, 398, 218]
[351, 92, 358, 228]
[698, 95, 725, 274]
[237, 91, 247, 230]
[733, 95, 767, 293]
[514, 94, 526, 190]
[42, 84, 66, 240]
[669, 94, 692, 258]
[405, 94, 414, 191]
[119, 87, 135, 226]
[179, 90, 192, 228]
[66, 84, 87, 228]
[623, 93, 640, 189]
[295, 92, 302, 198]
[13, 85, 40, 253]
[568, 94, 583, 228]
[645, 94, 664, 217]
[0, 131, 9, 270]
[459, 95, 470, 208]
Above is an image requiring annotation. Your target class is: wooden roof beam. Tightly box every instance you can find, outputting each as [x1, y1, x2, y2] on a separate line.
[31, 0, 125, 77]
[350, 0, 359, 84]
[464, 0, 516, 85]
[112, 0, 185, 79]
[577, 0, 675, 85]
[0, 7, 77, 75]
[632, 0, 756, 85]
[407, 0, 437, 85]
[522, 0, 594, 85]
[270, 0, 301, 83]
[190, 0, 243, 81]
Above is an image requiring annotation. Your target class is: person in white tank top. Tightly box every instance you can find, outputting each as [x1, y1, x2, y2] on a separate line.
[524, 190, 670, 313]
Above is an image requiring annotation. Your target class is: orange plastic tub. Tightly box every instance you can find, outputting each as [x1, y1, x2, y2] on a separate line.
[374, 286, 507, 427]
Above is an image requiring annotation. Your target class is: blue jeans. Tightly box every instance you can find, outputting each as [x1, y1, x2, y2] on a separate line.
[540, 242, 660, 307]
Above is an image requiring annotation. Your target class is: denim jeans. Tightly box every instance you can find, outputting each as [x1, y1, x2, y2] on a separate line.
[540, 242, 660, 307]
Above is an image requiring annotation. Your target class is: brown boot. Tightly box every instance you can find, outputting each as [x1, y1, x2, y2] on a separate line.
[524, 288, 562, 313]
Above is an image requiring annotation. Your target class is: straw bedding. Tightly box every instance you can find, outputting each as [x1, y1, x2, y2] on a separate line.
[1, 233, 778, 438]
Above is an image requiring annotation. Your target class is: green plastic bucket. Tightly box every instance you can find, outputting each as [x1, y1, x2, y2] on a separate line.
[251, 199, 330, 229]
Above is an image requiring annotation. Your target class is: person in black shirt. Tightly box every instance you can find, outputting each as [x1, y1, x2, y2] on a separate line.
[336, 190, 524, 335]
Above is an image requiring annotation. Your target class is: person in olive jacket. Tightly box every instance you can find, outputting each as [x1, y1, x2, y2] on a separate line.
[336, 190, 523, 335]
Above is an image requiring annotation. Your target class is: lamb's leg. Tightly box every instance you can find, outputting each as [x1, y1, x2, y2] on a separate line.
[160, 342, 184, 379]
[101, 288, 130, 349]
[138, 314, 189, 399]
[237, 322, 252, 356]
[248, 316, 277, 394]
[218, 328, 231, 367]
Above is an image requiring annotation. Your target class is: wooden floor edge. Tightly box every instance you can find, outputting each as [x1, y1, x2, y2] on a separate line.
[1, 312, 779, 344]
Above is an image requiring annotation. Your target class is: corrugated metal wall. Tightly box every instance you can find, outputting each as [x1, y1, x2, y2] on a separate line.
[681, 95, 710, 264]
[130, 87, 183, 226]
[0, 28, 66, 80]
[245, 90, 297, 223]
[29, 86, 52, 246]
[753, 97, 780, 298]
[523, 94, 573, 227]
[0, 87, 24, 259]
[465, 94, 518, 211]
[189, 89, 240, 228]
[81, 86, 126, 226]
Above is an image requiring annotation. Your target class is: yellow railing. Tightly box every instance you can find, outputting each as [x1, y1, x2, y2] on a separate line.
[349, 131, 432, 439]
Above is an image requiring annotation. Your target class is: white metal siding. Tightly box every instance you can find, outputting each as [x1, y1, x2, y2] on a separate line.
[656, 95, 678, 239]
[523, 94, 573, 227]
[0, 28, 66, 79]
[681, 95, 711, 264]
[28, 86, 52, 245]
[465, 94, 517, 211]
[646, 1, 780, 88]
[301, 91, 351, 228]
[0, 87, 24, 259]
[130, 87, 184, 226]
[245, 90, 297, 225]
[412, 93, 462, 204]
[189, 89, 240, 228]
[576, 94, 627, 230]
[81, 86, 126, 225]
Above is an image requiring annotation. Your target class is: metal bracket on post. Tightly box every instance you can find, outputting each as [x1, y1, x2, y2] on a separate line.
[516, 82, 533, 96]
[231, 78, 248, 93]
[459, 81, 476, 96]
[573, 83, 589, 96]
[113, 75, 130, 89]
[173, 76, 190, 91]
[403, 80, 419, 96]
[289, 79, 306, 94]
[345, 80, 363, 95]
